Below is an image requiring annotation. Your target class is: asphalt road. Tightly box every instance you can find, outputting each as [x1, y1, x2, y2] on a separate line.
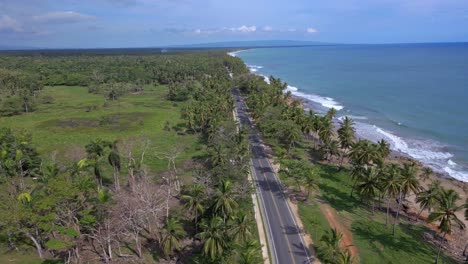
[233, 89, 312, 264]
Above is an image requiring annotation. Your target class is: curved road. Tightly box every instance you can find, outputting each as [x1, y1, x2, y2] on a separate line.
[233, 89, 312, 264]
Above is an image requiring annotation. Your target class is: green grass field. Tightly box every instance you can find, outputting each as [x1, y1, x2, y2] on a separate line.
[0, 85, 202, 177]
[298, 162, 459, 264]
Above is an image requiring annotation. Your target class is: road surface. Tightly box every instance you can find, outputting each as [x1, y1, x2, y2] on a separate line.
[233, 89, 312, 264]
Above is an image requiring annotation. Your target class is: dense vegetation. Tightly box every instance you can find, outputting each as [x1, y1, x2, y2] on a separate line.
[235, 73, 467, 263]
[0, 50, 260, 263]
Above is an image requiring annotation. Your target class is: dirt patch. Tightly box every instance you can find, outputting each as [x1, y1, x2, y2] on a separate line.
[56, 118, 99, 128]
[319, 203, 359, 259]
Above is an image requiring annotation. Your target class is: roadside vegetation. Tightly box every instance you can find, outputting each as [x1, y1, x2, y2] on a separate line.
[236, 73, 467, 263]
[0, 50, 261, 263]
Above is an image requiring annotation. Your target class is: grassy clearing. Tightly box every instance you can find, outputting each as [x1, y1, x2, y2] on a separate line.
[299, 162, 459, 264]
[0, 85, 202, 177]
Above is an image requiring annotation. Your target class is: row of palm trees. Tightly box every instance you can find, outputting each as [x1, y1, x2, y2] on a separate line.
[237, 73, 468, 263]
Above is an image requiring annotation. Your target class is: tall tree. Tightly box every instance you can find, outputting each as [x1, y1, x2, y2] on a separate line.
[337, 117, 355, 166]
[198, 217, 227, 261]
[427, 189, 466, 264]
[381, 164, 402, 226]
[415, 180, 442, 221]
[161, 218, 187, 257]
[213, 180, 239, 223]
[393, 163, 421, 235]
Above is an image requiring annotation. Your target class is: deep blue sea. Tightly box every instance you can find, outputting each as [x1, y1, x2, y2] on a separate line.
[230, 43, 468, 182]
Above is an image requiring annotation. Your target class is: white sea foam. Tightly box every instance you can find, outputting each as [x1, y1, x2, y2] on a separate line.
[246, 64, 344, 111]
[227, 50, 248, 57]
[338, 115, 368, 121]
[291, 89, 344, 110]
[242, 61, 468, 182]
[448, 159, 457, 166]
[355, 121, 468, 182]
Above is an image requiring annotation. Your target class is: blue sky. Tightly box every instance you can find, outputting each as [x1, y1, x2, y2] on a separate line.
[1, 0, 467, 48]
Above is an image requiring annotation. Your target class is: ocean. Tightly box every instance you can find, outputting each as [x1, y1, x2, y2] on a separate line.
[230, 43, 468, 182]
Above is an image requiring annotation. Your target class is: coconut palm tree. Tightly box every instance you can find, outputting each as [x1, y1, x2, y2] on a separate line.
[320, 228, 346, 262]
[303, 172, 320, 199]
[393, 163, 421, 235]
[320, 140, 340, 161]
[181, 183, 205, 232]
[427, 189, 466, 264]
[161, 218, 187, 257]
[357, 167, 381, 213]
[377, 139, 390, 161]
[381, 164, 402, 226]
[415, 180, 442, 221]
[318, 116, 333, 145]
[213, 180, 239, 222]
[337, 117, 355, 166]
[349, 140, 381, 167]
[198, 216, 227, 261]
[420, 167, 433, 182]
[227, 211, 254, 243]
[232, 240, 263, 264]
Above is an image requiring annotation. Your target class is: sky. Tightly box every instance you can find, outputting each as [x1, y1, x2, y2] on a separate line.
[1, 0, 468, 48]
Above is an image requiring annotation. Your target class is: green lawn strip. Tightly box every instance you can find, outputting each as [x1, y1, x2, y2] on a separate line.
[298, 161, 459, 264]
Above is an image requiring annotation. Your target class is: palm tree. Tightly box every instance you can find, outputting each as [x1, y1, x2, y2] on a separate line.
[357, 167, 381, 213]
[420, 167, 433, 182]
[415, 180, 442, 221]
[198, 216, 226, 261]
[381, 164, 401, 226]
[377, 139, 390, 161]
[337, 249, 354, 264]
[161, 218, 187, 257]
[303, 173, 319, 199]
[349, 140, 381, 167]
[85, 139, 111, 186]
[227, 212, 254, 243]
[320, 228, 346, 262]
[181, 183, 205, 232]
[318, 116, 333, 144]
[320, 140, 340, 161]
[213, 180, 239, 222]
[393, 163, 421, 235]
[233, 240, 263, 264]
[337, 117, 355, 166]
[427, 189, 466, 264]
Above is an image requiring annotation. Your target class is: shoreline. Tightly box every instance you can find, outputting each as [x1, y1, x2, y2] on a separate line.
[229, 49, 468, 184]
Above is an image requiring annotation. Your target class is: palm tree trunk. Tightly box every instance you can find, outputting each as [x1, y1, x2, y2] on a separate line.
[386, 198, 391, 227]
[392, 190, 403, 236]
[435, 233, 446, 264]
[350, 178, 358, 197]
[414, 207, 425, 222]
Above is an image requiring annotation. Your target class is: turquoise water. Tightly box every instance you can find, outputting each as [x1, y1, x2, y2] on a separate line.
[232, 43, 468, 182]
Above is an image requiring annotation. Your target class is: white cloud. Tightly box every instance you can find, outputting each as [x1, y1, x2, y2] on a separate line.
[229, 25, 256, 33]
[0, 15, 23, 32]
[262, 26, 273, 32]
[193, 25, 257, 34]
[306, 27, 318, 33]
[33, 11, 96, 24]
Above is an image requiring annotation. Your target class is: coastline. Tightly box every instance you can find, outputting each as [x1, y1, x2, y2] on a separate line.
[229, 49, 468, 184]
[229, 49, 468, 259]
